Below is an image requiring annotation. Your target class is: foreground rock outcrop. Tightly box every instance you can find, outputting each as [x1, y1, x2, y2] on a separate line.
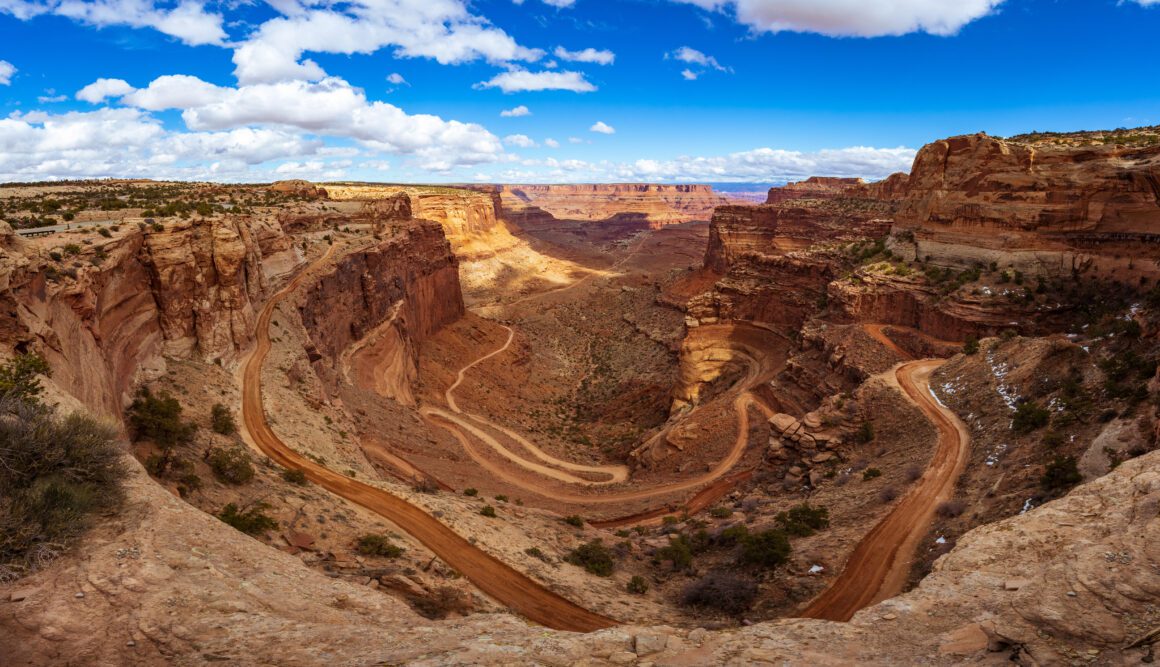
[4, 439, 1156, 664]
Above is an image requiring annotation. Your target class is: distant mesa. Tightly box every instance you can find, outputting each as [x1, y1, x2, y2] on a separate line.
[269, 179, 329, 200]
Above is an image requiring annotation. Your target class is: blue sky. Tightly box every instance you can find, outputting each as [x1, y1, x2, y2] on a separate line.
[1, 0, 1158, 184]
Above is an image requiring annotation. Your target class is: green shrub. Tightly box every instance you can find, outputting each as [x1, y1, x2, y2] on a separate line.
[210, 403, 236, 436]
[0, 353, 51, 403]
[1041, 431, 1064, 449]
[356, 534, 404, 558]
[479, 505, 497, 518]
[1012, 401, 1050, 435]
[718, 524, 751, 546]
[205, 446, 255, 485]
[463, 487, 478, 497]
[0, 398, 126, 576]
[1041, 455, 1082, 492]
[126, 388, 196, 448]
[525, 546, 550, 562]
[97, 228, 112, 238]
[566, 539, 615, 576]
[709, 506, 732, 519]
[218, 502, 278, 536]
[862, 468, 882, 481]
[680, 572, 757, 615]
[281, 468, 308, 485]
[627, 575, 649, 595]
[738, 529, 791, 569]
[854, 421, 875, 444]
[495, 494, 508, 502]
[775, 503, 830, 537]
[653, 535, 694, 570]
[962, 337, 979, 355]
[563, 514, 584, 527]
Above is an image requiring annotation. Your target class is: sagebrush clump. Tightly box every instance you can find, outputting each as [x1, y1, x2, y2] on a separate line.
[0, 397, 126, 579]
[681, 571, 758, 615]
[566, 539, 615, 576]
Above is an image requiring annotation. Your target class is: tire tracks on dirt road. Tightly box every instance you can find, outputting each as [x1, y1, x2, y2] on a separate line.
[237, 243, 617, 632]
[799, 355, 970, 622]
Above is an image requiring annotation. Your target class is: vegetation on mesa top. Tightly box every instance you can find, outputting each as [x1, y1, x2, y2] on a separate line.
[1005, 124, 1160, 147]
[1, 182, 319, 230]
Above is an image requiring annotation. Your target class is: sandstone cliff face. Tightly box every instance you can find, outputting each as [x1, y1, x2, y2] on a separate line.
[851, 171, 910, 201]
[704, 204, 891, 274]
[299, 220, 464, 403]
[500, 184, 731, 227]
[691, 201, 892, 332]
[1, 233, 163, 417]
[326, 185, 507, 253]
[764, 176, 867, 205]
[896, 132, 1160, 281]
[141, 217, 272, 361]
[0, 215, 302, 417]
[825, 275, 1054, 341]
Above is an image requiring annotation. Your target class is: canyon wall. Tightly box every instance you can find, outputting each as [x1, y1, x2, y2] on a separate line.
[825, 276, 1048, 341]
[325, 185, 508, 253]
[0, 215, 301, 417]
[764, 176, 867, 204]
[894, 132, 1160, 282]
[499, 184, 731, 228]
[299, 220, 464, 361]
[691, 200, 892, 331]
[704, 204, 891, 273]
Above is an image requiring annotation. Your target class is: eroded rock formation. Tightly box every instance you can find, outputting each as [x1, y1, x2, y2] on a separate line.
[764, 176, 867, 204]
[299, 220, 464, 404]
[895, 132, 1160, 282]
[500, 184, 731, 228]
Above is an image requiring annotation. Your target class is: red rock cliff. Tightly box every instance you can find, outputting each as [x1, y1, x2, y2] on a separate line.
[500, 183, 731, 227]
[298, 220, 464, 369]
[0, 215, 301, 417]
[765, 177, 867, 205]
[894, 132, 1160, 282]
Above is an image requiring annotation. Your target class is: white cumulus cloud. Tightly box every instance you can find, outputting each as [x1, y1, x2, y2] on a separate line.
[553, 46, 615, 65]
[503, 133, 537, 148]
[231, 0, 544, 84]
[477, 69, 596, 93]
[76, 78, 137, 103]
[501, 105, 531, 117]
[386, 73, 408, 85]
[544, 138, 560, 148]
[0, 60, 14, 86]
[122, 75, 504, 170]
[589, 121, 615, 134]
[0, 0, 227, 46]
[673, 0, 1002, 37]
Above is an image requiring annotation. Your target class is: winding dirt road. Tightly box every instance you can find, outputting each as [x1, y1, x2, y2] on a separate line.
[421, 322, 779, 508]
[422, 325, 630, 485]
[238, 244, 617, 632]
[800, 357, 970, 621]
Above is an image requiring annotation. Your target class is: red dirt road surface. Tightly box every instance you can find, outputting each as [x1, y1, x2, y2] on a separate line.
[238, 245, 617, 632]
[800, 358, 970, 622]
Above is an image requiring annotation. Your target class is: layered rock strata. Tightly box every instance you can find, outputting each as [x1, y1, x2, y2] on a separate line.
[894, 132, 1160, 282]
[500, 184, 731, 227]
